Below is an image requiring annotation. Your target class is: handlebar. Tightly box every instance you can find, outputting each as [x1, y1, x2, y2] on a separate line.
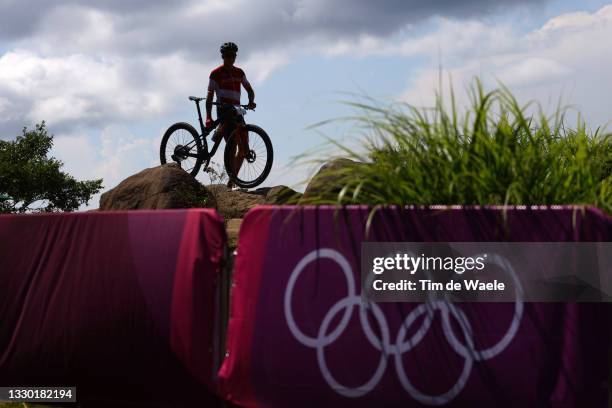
[214, 102, 253, 109]
[188, 96, 253, 109]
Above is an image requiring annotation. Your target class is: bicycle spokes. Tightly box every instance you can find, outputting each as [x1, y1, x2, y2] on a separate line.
[164, 128, 199, 172]
[227, 128, 269, 185]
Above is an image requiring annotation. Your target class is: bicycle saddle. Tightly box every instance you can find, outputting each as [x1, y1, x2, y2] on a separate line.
[189, 96, 205, 102]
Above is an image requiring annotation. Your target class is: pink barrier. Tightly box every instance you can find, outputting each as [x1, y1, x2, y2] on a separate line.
[0, 209, 226, 407]
[221, 205, 612, 407]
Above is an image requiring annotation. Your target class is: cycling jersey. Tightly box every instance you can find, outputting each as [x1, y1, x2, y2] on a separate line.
[208, 65, 250, 105]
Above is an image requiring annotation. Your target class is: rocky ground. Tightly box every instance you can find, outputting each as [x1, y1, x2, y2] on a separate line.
[93, 158, 358, 246]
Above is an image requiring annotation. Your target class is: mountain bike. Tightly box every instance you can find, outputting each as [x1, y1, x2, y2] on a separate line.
[159, 96, 273, 189]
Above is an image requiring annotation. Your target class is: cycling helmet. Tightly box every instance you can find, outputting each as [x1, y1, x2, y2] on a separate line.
[220, 42, 238, 55]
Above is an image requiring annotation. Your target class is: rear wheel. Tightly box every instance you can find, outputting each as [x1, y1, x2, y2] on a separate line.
[224, 124, 273, 189]
[160, 122, 203, 177]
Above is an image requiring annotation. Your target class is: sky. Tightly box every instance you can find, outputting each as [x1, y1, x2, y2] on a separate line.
[0, 0, 611, 210]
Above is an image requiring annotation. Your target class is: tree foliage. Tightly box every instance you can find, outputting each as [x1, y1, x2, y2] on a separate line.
[0, 122, 103, 213]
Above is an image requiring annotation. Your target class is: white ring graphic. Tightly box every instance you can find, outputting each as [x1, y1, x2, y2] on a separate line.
[394, 302, 474, 405]
[284, 248, 355, 348]
[284, 248, 524, 405]
[317, 297, 389, 398]
[442, 253, 523, 361]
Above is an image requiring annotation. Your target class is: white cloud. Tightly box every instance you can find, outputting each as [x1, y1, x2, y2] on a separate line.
[496, 58, 573, 88]
[241, 51, 290, 84]
[0, 0, 553, 138]
[535, 6, 611, 33]
[0, 96, 19, 121]
[51, 132, 99, 180]
[97, 125, 154, 187]
[392, 4, 612, 129]
[31, 5, 117, 55]
[0, 0, 293, 137]
[50, 125, 159, 210]
[181, 0, 241, 17]
[0, 49, 216, 134]
[321, 18, 518, 59]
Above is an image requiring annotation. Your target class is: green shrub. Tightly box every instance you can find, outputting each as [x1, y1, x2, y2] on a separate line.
[300, 79, 612, 214]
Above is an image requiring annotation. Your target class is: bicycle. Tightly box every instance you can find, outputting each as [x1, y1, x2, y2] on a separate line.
[159, 96, 273, 189]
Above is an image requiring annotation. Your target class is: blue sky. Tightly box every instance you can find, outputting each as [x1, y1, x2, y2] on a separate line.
[0, 0, 611, 210]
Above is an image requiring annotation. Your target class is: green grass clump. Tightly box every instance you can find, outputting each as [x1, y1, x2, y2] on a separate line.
[301, 79, 612, 214]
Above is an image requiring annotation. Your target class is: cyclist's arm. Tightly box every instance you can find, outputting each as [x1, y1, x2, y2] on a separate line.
[242, 75, 255, 104]
[205, 89, 213, 119]
[206, 77, 218, 119]
[244, 83, 255, 105]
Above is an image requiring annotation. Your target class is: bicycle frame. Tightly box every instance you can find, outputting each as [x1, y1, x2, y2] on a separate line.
[193, 99, 222, 159]
[175, 98, 250, 164]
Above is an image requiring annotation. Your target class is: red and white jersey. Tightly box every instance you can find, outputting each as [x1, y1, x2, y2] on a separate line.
[207, 65, 250, 105]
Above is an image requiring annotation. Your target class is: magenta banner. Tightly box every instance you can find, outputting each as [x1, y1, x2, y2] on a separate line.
[0, 209, 226, 407]
[220, 205, 612, 407]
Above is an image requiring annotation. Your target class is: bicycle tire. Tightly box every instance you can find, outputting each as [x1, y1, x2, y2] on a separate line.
[160, 122, 203, 177]
[224, 124, 273, 189]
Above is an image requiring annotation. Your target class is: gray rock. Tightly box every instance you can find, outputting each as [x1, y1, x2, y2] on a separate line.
[99, 163, 216, 210]
[264, 185, 302, 205]
[206, 184, 265, 219]
[300, 158, 366, 203]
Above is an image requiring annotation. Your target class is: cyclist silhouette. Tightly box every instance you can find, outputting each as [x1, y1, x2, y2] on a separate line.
[205, 42, 256, 188]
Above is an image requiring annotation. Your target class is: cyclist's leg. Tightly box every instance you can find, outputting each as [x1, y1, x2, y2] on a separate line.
[224, 119, 239, 188]
[232, 118, 249, 178]
[213, 124, 224, 143]
[213, 106, 226, 143]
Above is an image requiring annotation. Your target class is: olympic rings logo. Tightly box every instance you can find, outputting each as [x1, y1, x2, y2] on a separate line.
[284, 248, 524, 405]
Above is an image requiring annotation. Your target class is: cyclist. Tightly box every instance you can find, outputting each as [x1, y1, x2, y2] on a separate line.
[205, 41, 256, 188]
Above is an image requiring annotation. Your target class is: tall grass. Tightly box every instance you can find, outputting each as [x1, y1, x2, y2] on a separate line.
[299, 79, 612, 214]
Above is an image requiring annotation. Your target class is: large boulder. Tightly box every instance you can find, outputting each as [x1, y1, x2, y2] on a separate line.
[300, 158, 366, 203]
[250, 185, 302, 205]
[206, 184, 265, 219]
[206, 184, 301, 219]
[99, 163, 216, 210]
[264, 186, 302, 205]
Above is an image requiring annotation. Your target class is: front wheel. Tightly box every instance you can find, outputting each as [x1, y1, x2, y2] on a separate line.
[160, 122, 203, 177]
[224, 124, 273, 189]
